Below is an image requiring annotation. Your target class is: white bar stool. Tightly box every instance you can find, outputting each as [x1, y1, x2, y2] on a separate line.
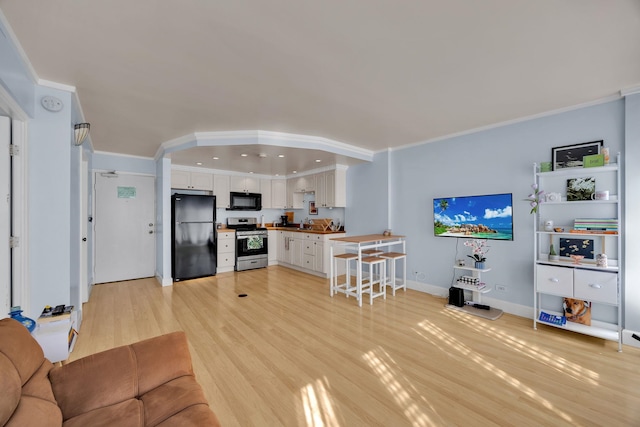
[380, 252, 407, 296]
[331, 253, 359, 299]
[360, 255, 386, 305]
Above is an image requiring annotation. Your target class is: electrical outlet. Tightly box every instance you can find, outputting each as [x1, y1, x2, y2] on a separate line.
[495, 285, 507, 292]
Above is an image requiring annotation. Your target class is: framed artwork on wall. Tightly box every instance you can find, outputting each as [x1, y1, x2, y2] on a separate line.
[309, 201, 318, 215]
[552, 140, 603, 170]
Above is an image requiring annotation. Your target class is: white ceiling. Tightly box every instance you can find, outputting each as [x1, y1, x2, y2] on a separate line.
[1, 1, 639, 175]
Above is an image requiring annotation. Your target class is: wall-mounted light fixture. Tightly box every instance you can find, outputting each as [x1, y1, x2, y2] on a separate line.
[74, 123, 90, 146]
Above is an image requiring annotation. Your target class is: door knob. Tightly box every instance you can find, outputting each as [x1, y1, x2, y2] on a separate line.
[82, 237, 87, 242]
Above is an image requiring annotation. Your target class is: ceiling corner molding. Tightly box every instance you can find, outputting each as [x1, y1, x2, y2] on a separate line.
[621, 84, 640, 97]
[38, 79, 76, 93]
[0, 9, 39, 84]
[159, 129, 375, 162]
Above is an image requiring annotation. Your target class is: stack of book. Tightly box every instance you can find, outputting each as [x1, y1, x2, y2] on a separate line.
[38, 305, 74, 324]
[572, 218, 618, 234]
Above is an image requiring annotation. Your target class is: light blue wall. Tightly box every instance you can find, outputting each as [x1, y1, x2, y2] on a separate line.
[28, 86, 73, 314]
[346, 150, 390, 235]
[92, 152, 156, 175]
[350, 100, 625, 313]
[624, 93, 640, 332]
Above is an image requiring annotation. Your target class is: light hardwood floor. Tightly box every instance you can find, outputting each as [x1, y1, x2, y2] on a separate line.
[71, 266, 640, 426]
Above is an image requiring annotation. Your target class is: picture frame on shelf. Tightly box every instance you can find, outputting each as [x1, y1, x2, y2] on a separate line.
[552, 140, 603, 170]
[559, 237, 594, 259]
[566, 177, 595, 201]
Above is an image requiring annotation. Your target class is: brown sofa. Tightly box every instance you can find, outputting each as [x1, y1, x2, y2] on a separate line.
[0, 318, 220, 426]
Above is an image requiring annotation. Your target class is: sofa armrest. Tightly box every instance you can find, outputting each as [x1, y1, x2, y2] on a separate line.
[50, 331, 195, 420]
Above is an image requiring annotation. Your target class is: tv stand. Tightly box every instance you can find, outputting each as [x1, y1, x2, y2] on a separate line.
[446, 265, 503, 320]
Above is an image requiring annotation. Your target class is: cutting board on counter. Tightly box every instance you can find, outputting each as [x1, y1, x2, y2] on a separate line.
[309, 218, 332, 231]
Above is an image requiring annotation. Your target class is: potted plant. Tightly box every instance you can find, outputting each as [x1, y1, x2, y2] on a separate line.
[464, 239, 489, 269]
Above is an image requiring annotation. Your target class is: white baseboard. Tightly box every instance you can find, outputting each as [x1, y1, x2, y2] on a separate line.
[407, 280, 533, 319]
[622, 330, 640, 349]
[155, 273, 173, 287]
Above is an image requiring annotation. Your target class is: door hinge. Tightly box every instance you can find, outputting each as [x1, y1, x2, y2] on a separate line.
[9, 236, 19, 248]
[9, 144, 19, 156]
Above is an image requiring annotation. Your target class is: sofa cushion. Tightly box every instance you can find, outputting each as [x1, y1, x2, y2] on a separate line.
[0, 319, 47, 384]
[155, 404, 221, 427]
[0, 353, 21, 425]
[61, 398, 143, 427]
[141, 376, 210, 426]
[50, 345, 137, 419]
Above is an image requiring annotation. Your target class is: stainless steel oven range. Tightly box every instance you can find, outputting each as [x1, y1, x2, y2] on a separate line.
[227, 217, 268, 271]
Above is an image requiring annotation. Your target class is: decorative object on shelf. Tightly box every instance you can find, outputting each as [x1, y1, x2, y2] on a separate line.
[583, 153, 605, 168]
[464, 238, 489, 268]
[525, 183, 544, 214]
[592, 190, 609, 200]
[601, 147, 610, 164]
[539, 311, 566, 326]
[569, 254, 585, 264]
[545, 192, 561, 203]
[596, 253, 608, 268]
[8, 306, 36, 332]
[549, 244, 559, 261]
[551, 140, 602, 170]
[563, 298, 591, 326]
[566, 177, 595, 201]
[540, 162, 552, 172]
[553, 227, 564, 232]
[544, 220, 554, 231]
[456, 259, 465, 266]
[560, 238, 594, 259]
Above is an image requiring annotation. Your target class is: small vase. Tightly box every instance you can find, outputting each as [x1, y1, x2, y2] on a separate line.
[475, 261, 485, 270]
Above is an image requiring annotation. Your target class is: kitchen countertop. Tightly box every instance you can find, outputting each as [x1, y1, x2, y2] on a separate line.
[266, 226, 346, 235]
[216, 226, 345, 235]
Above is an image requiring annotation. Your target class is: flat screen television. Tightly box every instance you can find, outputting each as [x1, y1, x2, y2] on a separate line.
[433, 193, 513, 240]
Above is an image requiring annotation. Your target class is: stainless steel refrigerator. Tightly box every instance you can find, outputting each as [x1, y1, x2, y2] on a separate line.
[172, 194, 217, 281]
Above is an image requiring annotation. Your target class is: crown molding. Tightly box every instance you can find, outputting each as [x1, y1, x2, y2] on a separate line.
[621, 84, 640, 97]
[391, 93, 623, 153]
[38, 79, 76, 93]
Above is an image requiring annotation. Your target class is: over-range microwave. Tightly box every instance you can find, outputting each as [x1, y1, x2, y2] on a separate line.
[228, 192, 262, 211]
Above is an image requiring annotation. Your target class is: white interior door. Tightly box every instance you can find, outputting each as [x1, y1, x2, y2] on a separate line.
[80, 159, 89, 301]
[94, 173, 156, 283]
[0, 116, 10, 315]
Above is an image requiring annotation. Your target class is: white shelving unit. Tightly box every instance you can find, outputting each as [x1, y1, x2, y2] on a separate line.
[448, 265, 503, 320]
[533, 154, 622, 351]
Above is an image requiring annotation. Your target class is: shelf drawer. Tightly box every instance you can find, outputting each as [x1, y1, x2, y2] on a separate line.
[218, 255, 235, 268]
[574, 269, 618, 305]
[536, 265, 573, 296]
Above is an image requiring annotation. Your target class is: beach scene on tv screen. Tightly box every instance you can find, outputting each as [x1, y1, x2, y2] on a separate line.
[433, 193, 513, 240]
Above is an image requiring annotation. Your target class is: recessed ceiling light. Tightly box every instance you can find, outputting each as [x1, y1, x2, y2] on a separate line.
[315, 159, 322, 162]
[258, 153, 267, 158]
[196, 162, 203, 165]
[241, 153, 248, 157]
[212, 156, 219, 160]
[292, 170, 297, 174]
[275, 174, 280, 176]
[278, 154, 285, 158]
[249, 171, 254, 174]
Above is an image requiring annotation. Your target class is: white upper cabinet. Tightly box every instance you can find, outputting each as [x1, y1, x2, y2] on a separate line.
[271, 179, 287, 209]
[315, 168, 346, 208]
[230, 176, 260, 193]
[213, 174, 230, 209]
[171, 170, 213, 191]
[261, 178, 273, 209]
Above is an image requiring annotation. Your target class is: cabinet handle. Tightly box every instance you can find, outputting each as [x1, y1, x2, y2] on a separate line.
[549, 277, 559, 283]
[589, 283, 602, 289]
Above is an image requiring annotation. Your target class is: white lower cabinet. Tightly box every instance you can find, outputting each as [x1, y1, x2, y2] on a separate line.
[276, 231, 344, 277]
[268, 230, 278, 265]
[534, 264, 620, 347]
[217, 231, 235, 273]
